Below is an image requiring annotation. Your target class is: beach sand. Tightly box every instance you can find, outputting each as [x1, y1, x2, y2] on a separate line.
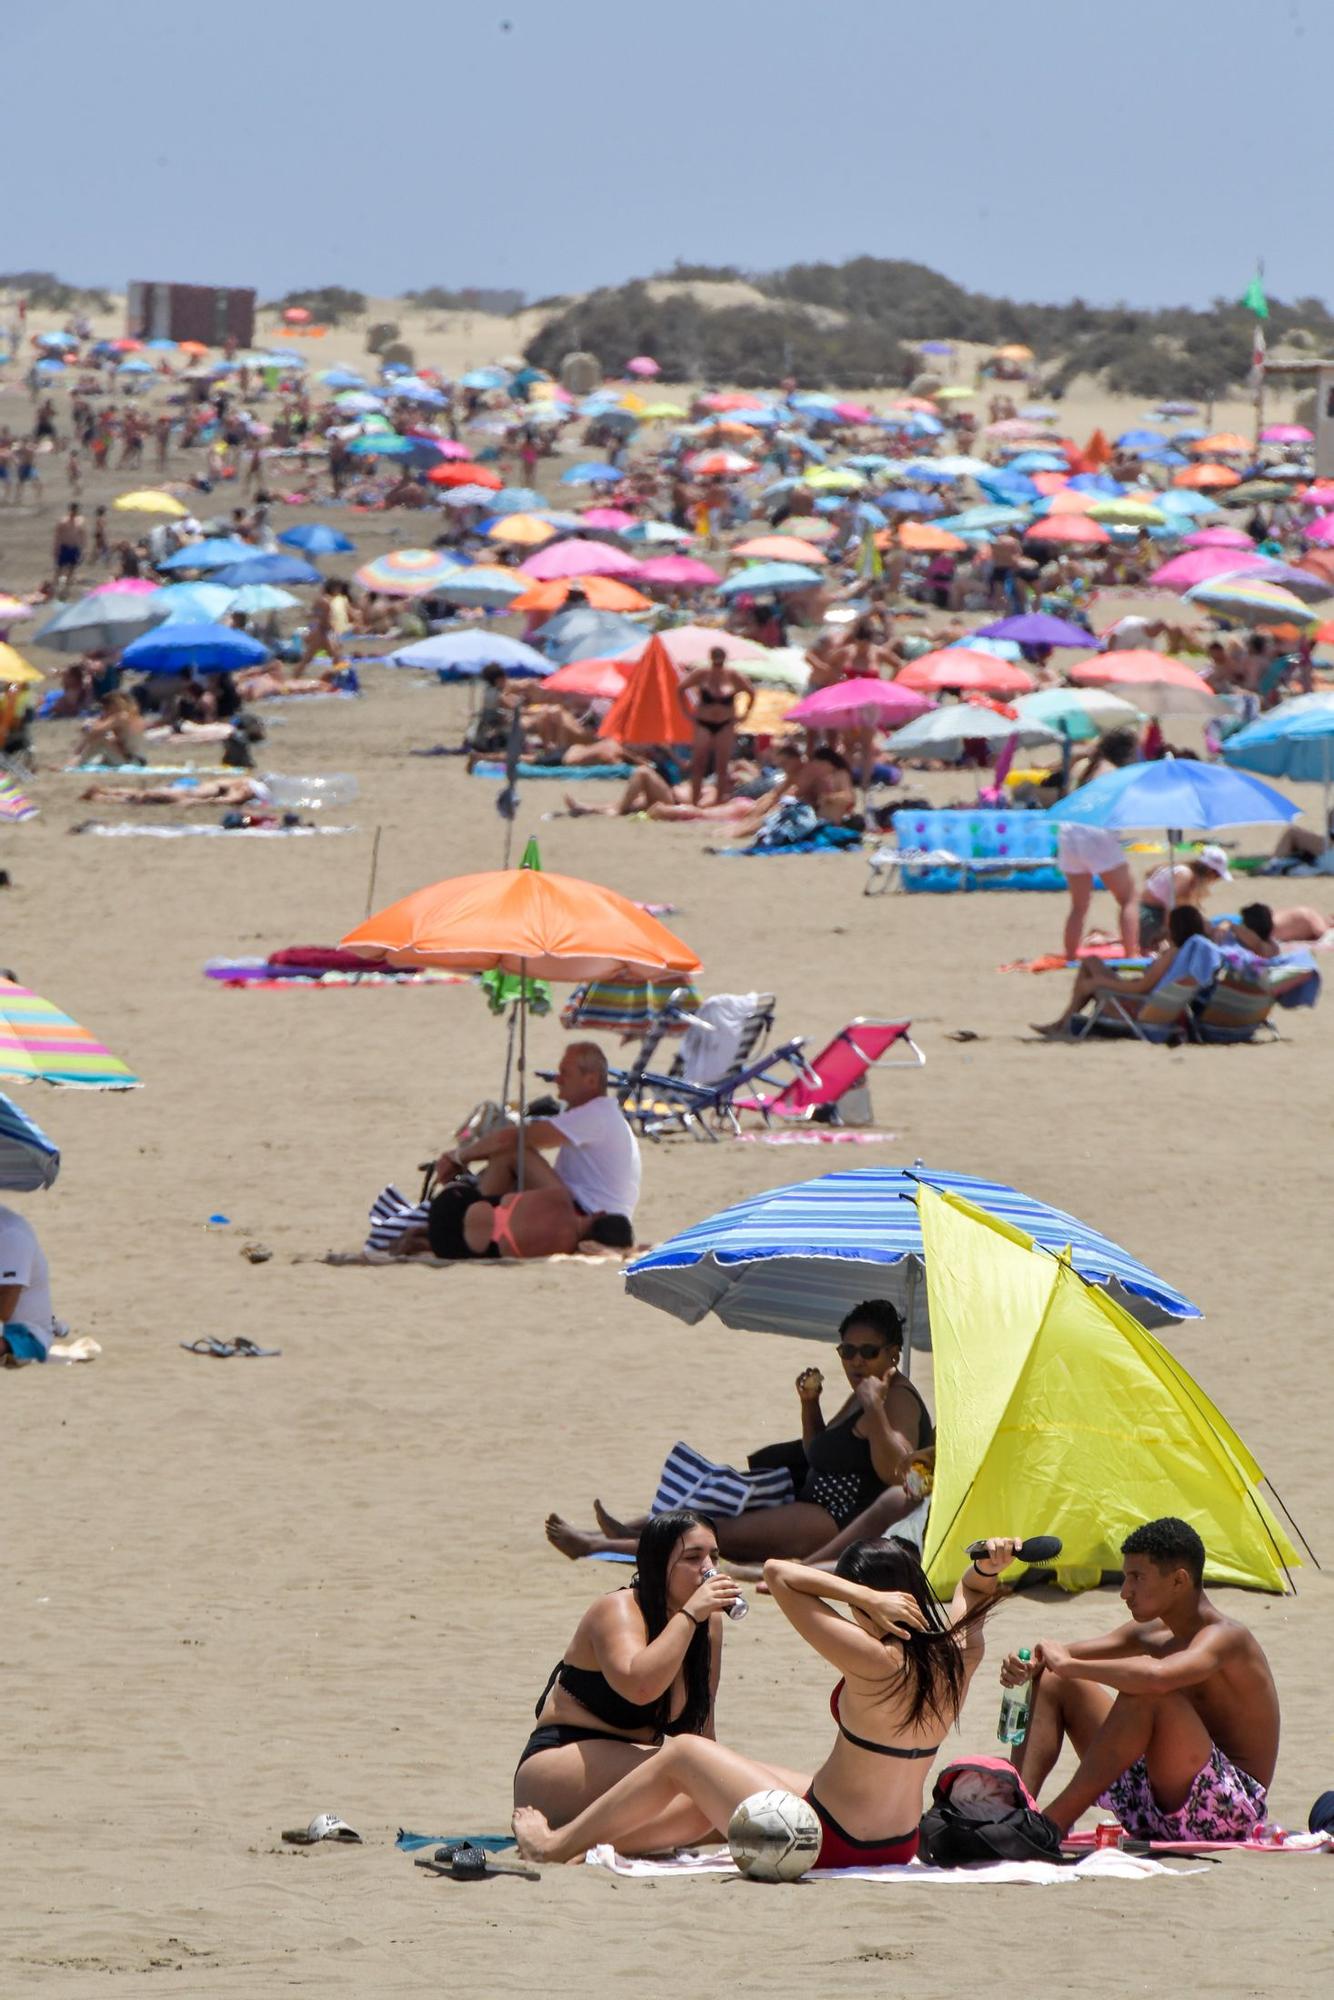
[4, 385, 1332, 1997]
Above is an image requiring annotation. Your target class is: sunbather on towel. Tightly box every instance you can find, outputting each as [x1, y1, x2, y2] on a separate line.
[78, 775, 272, 807]
[546, 1301, 934, 1563]
[1225, 899, 1334, 953]
[1032, 905, 1220, 1039]
[1008, 1517, 1278, 1841]
[389, 1182, 632, 1261]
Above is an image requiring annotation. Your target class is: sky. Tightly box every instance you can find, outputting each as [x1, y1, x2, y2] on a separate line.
[2, 0, 1328, 311]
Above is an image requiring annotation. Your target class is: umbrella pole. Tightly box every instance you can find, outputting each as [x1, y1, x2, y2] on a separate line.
[516, 960, 528, 1193]
[500, 1003, 517, 1107]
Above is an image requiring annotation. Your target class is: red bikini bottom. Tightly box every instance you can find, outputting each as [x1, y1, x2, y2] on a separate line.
[806, 1790, 920, 1870]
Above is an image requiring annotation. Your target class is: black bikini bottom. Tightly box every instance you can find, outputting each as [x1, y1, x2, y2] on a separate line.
[515, 1723, 650, 1771]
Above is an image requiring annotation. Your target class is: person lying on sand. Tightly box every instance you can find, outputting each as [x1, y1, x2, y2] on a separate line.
[1224, 899, 1334, 953]
[234, 666, 343, 700]
[389, 1181, 632, 1261]
[546, 1301, 933, 1563]
[514, 1511, 739, 1840]
[563, 756, 773, 824]
[514, 1536, 1015, 1866]
[78, 775, 271, 807]
[1009, 1517, 1279, 1842]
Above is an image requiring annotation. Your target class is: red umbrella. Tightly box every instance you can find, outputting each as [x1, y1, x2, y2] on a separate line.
[426, 461, 504, 490]
[542, 658, 632, 699]
[896, 650, 1037, 696]
[1023, 515, 1110, 545]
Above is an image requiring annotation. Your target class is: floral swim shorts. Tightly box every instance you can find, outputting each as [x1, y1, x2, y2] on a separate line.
[1100, 1745, 1267, 1841]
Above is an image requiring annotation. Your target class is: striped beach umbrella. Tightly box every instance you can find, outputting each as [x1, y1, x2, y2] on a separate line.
[0, 980, 139, 1088]
[0, 1091, 60, 1188]
[354, 550, 464, 597]
[625, 1167, 1200, 1349]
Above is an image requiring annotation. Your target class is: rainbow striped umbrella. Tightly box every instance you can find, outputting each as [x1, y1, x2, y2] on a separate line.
[353, 550, 464, 597]
[0, 772, 37, 821]
[1184, 578, 1319, 628]
[0, 980, 139, 1088]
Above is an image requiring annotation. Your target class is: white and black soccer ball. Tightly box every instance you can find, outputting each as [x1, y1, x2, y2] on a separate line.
[726, 1789, 821, 1883]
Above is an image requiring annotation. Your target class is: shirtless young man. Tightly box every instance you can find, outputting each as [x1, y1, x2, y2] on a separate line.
[1007, 1517, 1279, 1841]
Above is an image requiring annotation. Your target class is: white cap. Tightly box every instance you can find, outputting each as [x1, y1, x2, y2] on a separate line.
[1199, 843, 1232, 880]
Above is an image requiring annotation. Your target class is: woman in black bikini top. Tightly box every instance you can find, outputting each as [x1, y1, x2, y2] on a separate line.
[679, 647, 756, 808]
[514, 1535, 1017, 1869]
[513, 1509, 738, 1835]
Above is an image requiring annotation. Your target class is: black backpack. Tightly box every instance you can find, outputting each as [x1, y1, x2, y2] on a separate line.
[919, 1757, 1071, 1867]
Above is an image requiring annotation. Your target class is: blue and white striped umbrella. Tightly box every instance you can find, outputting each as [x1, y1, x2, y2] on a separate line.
[0, 1091, 60, 1191]
[625, 1167, 1200, 1346]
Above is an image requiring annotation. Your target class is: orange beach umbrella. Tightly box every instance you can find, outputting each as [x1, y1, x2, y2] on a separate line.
[510, 575, 652, 614]
[597, 634, 695, 745]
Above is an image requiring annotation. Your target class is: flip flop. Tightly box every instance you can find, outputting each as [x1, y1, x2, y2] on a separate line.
[282, 1812, 362, 1845]
[180, 1338, 237, 1357]
[232, 1338, 281, 1358]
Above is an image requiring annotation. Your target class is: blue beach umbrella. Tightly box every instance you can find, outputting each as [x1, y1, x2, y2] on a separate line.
[387, 632, 552, 678]
[1222, 700, 1334, 833]
[561, 462, 623, 485]
[1051, 756, 1299, 833]
[146, 582, 236, 623]
[225, 584, 301, 615]
[158, 537, 254, 573]
[534, 609, 646, 663]
[718, 562, 822, 595]
[212, 555, 322, 588]
[121, 622, 270, 674]
[625, 1166, 1201, 1347]
[0, 1092, 61, 1191]
[488, 487, 547, 516]
[278, 524, 356, 556]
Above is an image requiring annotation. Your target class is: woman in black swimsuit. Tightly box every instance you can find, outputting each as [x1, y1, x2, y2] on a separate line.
[679, 646, 755, 805]
[513, 1510, 741, 1836]
[514, 1535, 1016, 1867]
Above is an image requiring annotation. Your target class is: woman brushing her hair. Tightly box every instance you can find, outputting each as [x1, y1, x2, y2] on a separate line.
[513, 1535, 1017, 1866]
[513, 1510, 741, 1837]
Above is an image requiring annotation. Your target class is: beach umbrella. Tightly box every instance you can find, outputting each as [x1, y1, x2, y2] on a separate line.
[1174, 464, 1240, 491]
[737, 647, 810, 694]
[542, 658, 632, 699]
[386, 632, 552, 679]
[520, 538, 641, 581]
[32, 594, 170, 654]
[487, 514, 558, 548]
[731, 535, 831, 566]
[1183, 579, 1319, 628]
[1180, 526, 1255, 551]
[717, 562, 823, 596]
[112, 489, 189, 518]
[535, 609, 648, 664]
[435, 567, 532, 610]
[1013, 687, 1143, 741]
[689, 451, 759, 479]
[225, 584, 300, 616]
[212, 555, 322, 588]
[145, 582, 236, 623]
[440, 484, 509, 509]
[560, 462, 624, 485]
[631, 556, 721, 589]
[627, 356, 660, 377]
[885, 703, 1061, 763]
[1151, 549, 1271, 591]
[1051, 757, 1298, 846]
[1222, 703, 1334, 839]
[158, 538, 254, 573]
[579, 507, 640, 531]
[427, 461, 504, 490]
[1087, 498, 1166, 527]
[121, 623, 269, 675]
[598, 636, 695, 746]
[279, 524, 356, 555]
[0, 978, 139, 1089]
[0, 1090, 60, 1189]
[0, 641, 44, 686]
[623, 1166, 1200, 1350]
[511, 577, 652, 615]
[1023, 515, 1110, 546]
[354, 550, 463, 597]
[896, 649, 1037, 697]
[894, 522, 968, 554]
[973, 613, 1099, 651]
[1065, 650, 1217, 716]
[655, 627, 766, 669]
[786, 678, 933, 731]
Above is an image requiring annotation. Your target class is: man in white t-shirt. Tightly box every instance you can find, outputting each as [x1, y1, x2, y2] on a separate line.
[0, 1203, 57, 1365]
[440, 1042, 641, 1229]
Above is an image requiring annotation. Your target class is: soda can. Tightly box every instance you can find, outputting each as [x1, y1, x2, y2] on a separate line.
[1093, 1821, 1123, 1849]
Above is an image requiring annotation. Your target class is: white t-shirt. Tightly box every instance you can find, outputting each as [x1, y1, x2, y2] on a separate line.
[0, 1205, 55, 1351]
[549, 1095, 642, 1219]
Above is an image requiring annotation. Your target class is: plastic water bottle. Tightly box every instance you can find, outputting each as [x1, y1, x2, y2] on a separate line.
[701, 1566, 748, 1621]
[997, 1648, 1033, 1745]
[262, 774, 359, 811]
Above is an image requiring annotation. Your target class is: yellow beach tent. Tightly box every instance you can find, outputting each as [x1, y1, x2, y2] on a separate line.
[918, 1187, 1298, 1596]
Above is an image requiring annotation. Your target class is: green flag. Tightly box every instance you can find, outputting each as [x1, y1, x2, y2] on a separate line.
[481, 833, 551, 1016]
[1242, 270, 1269, 320]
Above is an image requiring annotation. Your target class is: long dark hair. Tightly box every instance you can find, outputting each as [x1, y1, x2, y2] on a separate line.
[835, 1537, 996, 1732]
[631, 1509, 713, 1737]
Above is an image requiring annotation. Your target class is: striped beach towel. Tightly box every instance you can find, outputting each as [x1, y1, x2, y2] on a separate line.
[0, 771, 37, 821]
[366, 1183, 430, 1254]
[651, 1441, 795, 1518]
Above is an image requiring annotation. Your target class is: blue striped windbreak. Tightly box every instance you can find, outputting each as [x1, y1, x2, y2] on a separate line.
[625, 1167, 1199, 1345]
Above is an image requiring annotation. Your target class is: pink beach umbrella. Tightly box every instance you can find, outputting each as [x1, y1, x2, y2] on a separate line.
[1149, 549, 1270, 591]
[1180, 526, 1255, 551]
[630, 555, 721, 588]
[786, 677, 934, 730]
[580, 507, 639, 530]
[1300, 482, 1334, 509]
[627, 356, 660, 378]
[1303, 514, 1334, 547]
[85, 577, 158, 596]
[519, 537, 642, 580]
[1260, 424, 1313, 445]
[657, 626, 768, 667]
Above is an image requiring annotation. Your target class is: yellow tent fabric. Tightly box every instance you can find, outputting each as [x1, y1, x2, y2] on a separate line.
[918, 1187, 1297, 1596]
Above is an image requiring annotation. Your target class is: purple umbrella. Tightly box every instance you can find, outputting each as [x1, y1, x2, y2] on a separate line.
[519, 538, 642, 581]
[972, 613, 1101, 650]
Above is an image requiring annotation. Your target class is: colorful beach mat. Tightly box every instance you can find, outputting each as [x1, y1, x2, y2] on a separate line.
[0, 771, 37, 821]
[0, 979, 139, 1088]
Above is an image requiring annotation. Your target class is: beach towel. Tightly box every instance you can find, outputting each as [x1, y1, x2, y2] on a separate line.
[366, 1184, 430, 1254]
[204, 957, 466, 989]
[583, 1844, 1199, 1885]
[733, 1128, 892, 1145]
[74, 822, 356, 839]
[67, 764, 234, 778]
[0, 772, 37, 821]
[717, 831, 862, 857]
[472, 761, 638, 781]
[651, 1441, 796, 1518]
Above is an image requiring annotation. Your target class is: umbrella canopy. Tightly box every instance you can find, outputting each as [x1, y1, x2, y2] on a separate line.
[212, 555, 321, 589]
[1051, 756, 1299, 832]
[1151, 550, 1269, 591]
[785, 678, 933, 731]
[896, 649, 1037, 696]
[534, 609, 648, 664]
[0, 642, 45, 686]
[731, 535, 831, 566]
[657, 627, 766, 669]
[354, 550, 463, 597]
[278, 524, 357, 555]
[1181, 527, 1254, 550]
[487, 514, 559, 548]
[112, 489, 189, 517]
[1184, 578, 1319, 627]
[972, 613, 1100, 650]
[342, 868, 700, 983]
[1065, 650, 1217, 716]
[0, 1090, 60, 1190]
[32, 594, 170, 654]
[519, 539, 641, 581]
[510, 576, 652, 614]
[0, 979, 138, 1089]
[598, 635, 695, 745]
[121, 622, 270, 674]
[623, 1165, 1199, 1346]
[157, 537, 254, 573]
[717, 562, 823, 596]
[386, 632, 551, 679]
[435, 566, 532, 609]
[1023, 515, 1110, 546]
[541, 658, 631, 699]
[1222, 703, 1334, 831]
[631, 555, 720, 588]
[886, 705, 1061, 763]
[1013, 687, 1143, 741]
[145, 582, 236, 624]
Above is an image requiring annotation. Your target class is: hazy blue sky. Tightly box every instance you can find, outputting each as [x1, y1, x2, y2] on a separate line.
[3, 0, 1326, 307]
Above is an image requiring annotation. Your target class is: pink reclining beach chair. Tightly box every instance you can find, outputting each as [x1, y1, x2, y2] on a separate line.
[736, 1018, 924, 1125]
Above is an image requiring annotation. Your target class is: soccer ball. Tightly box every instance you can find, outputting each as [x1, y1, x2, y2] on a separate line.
[726, 1789, 821, 1883]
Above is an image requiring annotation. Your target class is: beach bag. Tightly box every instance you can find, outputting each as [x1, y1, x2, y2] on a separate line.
[918, 1758, 1068, 1867]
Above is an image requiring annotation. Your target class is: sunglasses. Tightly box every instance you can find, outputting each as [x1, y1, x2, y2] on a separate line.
[836, 1342, 893, 1361]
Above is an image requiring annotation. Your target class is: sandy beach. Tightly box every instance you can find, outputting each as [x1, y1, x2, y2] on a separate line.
[1, 308, 1331, 1996]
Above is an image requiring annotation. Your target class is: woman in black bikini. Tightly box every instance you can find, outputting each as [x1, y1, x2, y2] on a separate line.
[546, 1300, 931, 1564]
[679, 646, 755, 805]
[514, 1535, 1016, 1867]
[513, 1510, 742, 1836]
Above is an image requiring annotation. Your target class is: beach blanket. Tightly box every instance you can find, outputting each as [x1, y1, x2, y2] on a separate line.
[999, 944, 1138, 974]
[583, 1844, 1199, 1885]
[205, 957, 465, 989]
[67, 764, 234, 778]
[0, 772, 37, 821]
[74, 822, 356, 839]
[715, 833, 862, 858]
[733, 1128, 892, 1145]
[473, 761, 638, 781]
